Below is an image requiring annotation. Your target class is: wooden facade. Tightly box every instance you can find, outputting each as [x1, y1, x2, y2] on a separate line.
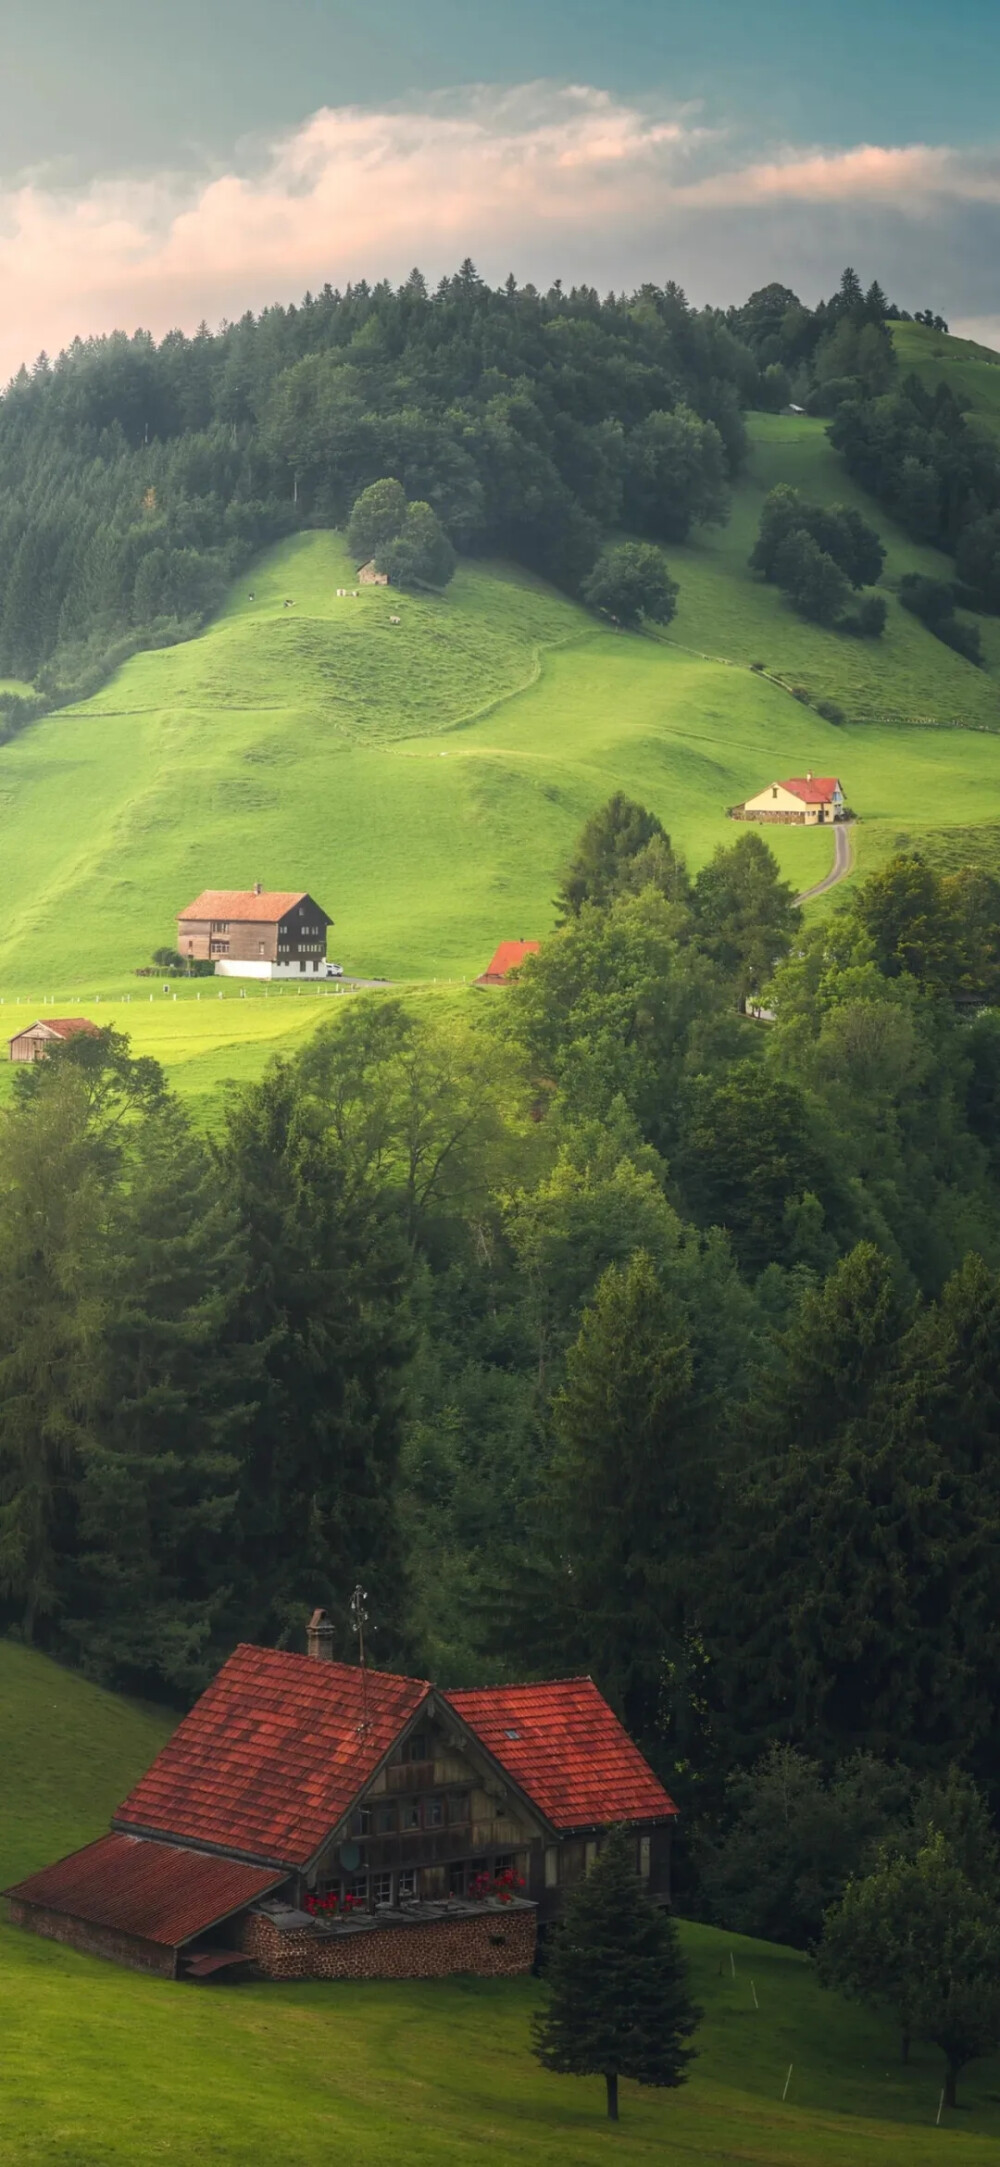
[9, 1018, 101, 1063]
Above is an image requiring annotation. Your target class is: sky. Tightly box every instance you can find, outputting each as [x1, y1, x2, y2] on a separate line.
[1, 0, 999, 377]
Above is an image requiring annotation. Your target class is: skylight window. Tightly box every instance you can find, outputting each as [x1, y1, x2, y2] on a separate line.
[505, 1728, 520, 1739]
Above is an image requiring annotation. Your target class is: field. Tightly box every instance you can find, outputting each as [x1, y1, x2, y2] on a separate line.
[4, 1638, 1000, 2165]
[0, 390, 999, 1091]
[891, 320, 1000, 432]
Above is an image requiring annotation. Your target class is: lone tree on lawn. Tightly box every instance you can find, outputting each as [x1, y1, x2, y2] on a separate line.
[532, 1823, 700, 2123]
[581, 542, 678, 632]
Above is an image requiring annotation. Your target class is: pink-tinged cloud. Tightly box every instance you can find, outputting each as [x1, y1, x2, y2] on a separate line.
[0, 86, 996, 380]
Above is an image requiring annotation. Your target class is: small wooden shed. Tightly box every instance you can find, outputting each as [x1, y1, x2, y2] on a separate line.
[9, 1018, 101, 1063]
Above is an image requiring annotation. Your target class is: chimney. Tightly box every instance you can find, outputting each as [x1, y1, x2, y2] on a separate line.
[253, 880, 263, 896]
[806, 771, 812, 781]
[307, 1607, 335, 1661]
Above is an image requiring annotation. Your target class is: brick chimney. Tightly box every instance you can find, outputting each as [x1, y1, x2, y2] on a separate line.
[307, 1607, 335, 1661]
[253, 880, 263, 896]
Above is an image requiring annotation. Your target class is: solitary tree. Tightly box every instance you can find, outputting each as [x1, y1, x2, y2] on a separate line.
[819, 1833, 1000, 2105]
[581, 542, 678, 631]
[346, 477, 407, 564]
[532, 1824, 700, 2121]
[556, 793, 687, 919]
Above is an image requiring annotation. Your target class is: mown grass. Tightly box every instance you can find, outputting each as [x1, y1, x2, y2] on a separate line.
[1, 416, 1000, 1059]
[3, 1639, 1000, 2164]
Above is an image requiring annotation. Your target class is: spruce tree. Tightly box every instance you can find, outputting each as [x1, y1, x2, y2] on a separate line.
[532, 1825, 700, 2122]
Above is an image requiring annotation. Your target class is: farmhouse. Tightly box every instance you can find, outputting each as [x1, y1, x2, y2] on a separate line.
[358, 560, 389, 586]
[9, 1018, 101, 1063]
[3, 1616, 676, 1983]
[476, 940, 541, 986]
[176, 885, 332, 980]
[732, 774, 845, 826]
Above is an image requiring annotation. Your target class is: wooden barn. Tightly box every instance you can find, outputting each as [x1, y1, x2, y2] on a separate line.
[175, 885, 332, 978]
[9, 1018, 101, 1063]
[4, 1615, 676, 1983]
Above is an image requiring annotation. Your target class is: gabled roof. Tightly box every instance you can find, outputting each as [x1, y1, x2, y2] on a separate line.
[177, 890, 330, 925]
[12, 1018, 101, 1042]
[448, 1678, 677, 1830]
[4, 1833, 283, 1948]
[476, 940, 540, 983]
[780, 777, 841, 804]
[115, 1646, 431, 1868]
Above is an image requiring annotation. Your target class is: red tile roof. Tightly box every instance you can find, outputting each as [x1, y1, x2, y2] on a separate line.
[115, 1646, 431, 1867]
[177, 890, 330, 925]
[476, 940, 540, 984]
[12, 1018, 102, 1042]
[780, 777, 841, 804]
[4, 1833, 283, 1947]
[449, 1678, 677, 1830]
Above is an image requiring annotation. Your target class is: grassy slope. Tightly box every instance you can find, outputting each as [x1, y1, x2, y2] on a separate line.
[892, 320, 1000, 431]
[4, 1640, 1000, 2164]
[0, 414, 998, 1098]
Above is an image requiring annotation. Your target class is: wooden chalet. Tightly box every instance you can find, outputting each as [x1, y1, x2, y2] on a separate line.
[9, 1018, 101, 1063]
[3, 1613, 676, 1984]
[475, 940, 540, 987]
[176, 885, 332, 977]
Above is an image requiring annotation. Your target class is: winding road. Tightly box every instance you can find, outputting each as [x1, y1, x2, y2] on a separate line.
[795, 821, 854, 906]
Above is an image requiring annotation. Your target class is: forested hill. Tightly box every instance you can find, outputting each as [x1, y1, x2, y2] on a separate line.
[0, 261, 928, 708]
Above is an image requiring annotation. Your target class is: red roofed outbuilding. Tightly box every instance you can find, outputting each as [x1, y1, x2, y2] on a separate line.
[9, 1017, 102, 1063]
[475, 939, 540, 986]
[4, 1619, 676, 1983]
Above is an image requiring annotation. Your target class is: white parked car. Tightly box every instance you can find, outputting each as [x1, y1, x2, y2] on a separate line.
[323, 962, 345, 979]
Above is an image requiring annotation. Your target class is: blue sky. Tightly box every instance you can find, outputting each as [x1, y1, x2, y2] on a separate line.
[1, 0, 998, 372]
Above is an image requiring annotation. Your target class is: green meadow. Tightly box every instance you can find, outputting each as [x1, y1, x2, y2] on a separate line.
[3, 1638, 1000, 2165]
[0, 394, 999, 1089]
[892, 319, 1000, 433]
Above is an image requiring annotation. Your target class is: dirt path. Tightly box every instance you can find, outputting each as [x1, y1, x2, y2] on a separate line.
[795, 821, 854, 905]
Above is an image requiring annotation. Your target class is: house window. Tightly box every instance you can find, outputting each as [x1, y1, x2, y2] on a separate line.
[771, 787, 778, 800]
[210, 940, 229, 955]
[211, 920, 230, 932]
[402, 1801, 421, 1831]
[397, 1868, 417, 1902]
[447, 1793, 469, 1826]
[258, 942, 265, 955]
[402, 1731, 429, 1763]
[372, 1871, 393, 1908]
[375, 1802, 397, 1835]
[353, 1808, 372, 1837]
[350, 1871, 369, 1904]
[447, 1861, 467, 1896]
[424, 1797, 444, 1828]
[494, 1854, 517, 1877]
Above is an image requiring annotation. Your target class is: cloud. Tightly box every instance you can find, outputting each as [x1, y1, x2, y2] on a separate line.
[0, 85, 998, 380]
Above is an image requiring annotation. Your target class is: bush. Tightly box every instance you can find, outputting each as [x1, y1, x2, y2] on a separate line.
[816, 698, 846, 723]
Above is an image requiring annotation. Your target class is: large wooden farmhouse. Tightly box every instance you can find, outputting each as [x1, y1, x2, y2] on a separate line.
[4, 1617, 676, 1984]
[732, 774, 845, 826]
[176, 886, 332, 979]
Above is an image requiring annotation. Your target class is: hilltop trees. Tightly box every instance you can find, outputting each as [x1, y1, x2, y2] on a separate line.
[346, 479, 456, 588]
[532, 1825, 700, 2121]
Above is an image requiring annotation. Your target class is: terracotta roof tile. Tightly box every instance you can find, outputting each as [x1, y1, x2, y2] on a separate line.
[447, 1678, 677, 1830]
[177, 890, 330, 925]
[780, 777, 841, 804]
[4, 1833, 283, 1947]
[476, 940, 540, 983]
[115, 1646, 431, 1867]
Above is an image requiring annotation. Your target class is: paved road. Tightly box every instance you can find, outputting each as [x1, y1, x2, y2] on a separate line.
[795, 821, 854, 905]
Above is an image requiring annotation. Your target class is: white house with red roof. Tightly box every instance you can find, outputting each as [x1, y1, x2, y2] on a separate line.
[733, 773, 845, 826]
[4, 1614, 676, 1985]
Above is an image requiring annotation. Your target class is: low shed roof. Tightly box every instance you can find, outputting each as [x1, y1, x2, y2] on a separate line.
[11, 1018, 101, 1043]
[4, 1833, 283, 1947]
[477, 940, 540, 983]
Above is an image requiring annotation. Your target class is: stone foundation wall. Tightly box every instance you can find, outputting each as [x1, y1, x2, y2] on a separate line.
[238, 1906, 536, 1981]
[7, 1898, 175, 1978]
[730, 807, 809, 824]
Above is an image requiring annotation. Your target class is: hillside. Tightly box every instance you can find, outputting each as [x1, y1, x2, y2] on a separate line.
[4, 1638, 1000, 2163]
[892, 320, 1000, 432]
[1, 417, 1000, 1040]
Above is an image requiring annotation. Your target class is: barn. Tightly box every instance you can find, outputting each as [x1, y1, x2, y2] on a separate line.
[9, 1018, 101, 1063]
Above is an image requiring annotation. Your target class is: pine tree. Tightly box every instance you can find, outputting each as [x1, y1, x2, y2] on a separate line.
[532, 1825, 700, 2121]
